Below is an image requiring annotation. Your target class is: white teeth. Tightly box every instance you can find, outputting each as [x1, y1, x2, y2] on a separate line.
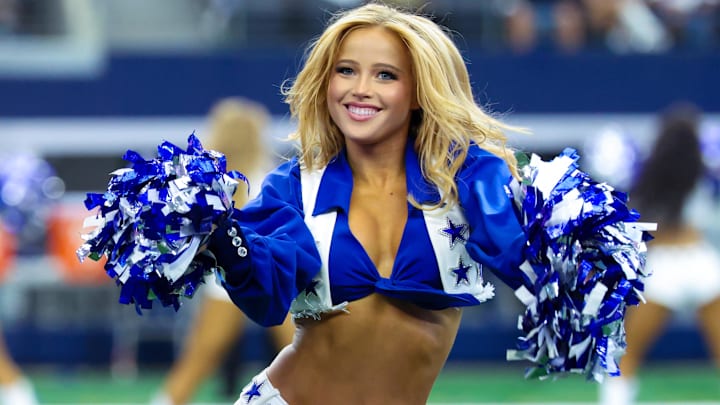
[347, 105, 378, 116]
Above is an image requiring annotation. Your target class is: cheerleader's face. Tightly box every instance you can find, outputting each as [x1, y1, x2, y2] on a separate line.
[327, 26, 418, 148]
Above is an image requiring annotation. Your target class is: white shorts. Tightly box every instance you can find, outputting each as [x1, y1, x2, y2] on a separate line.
[234, 369, 288, 405]
[642, 239, 720, 312]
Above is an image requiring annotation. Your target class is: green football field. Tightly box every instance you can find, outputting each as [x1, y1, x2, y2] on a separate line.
[24, 361, 720, 404]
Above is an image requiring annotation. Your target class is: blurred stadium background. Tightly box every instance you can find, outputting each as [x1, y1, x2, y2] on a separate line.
[0, 0, 719, 404]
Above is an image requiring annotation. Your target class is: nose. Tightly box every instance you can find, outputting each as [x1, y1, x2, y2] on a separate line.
[351, 75, 372, 98]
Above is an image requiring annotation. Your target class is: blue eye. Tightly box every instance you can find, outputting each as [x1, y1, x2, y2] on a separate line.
[378, 71, 397, 80]
[336, 66, 354, 75]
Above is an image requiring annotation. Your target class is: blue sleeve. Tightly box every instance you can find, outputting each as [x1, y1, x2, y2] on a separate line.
[458, 146, 528, 290]
[208, 158, 321, 326]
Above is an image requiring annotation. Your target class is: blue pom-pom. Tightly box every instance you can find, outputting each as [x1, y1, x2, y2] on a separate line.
[0, 152, 65, 245]
[76, 133, 247, 313]
[506, 148, 655, 382]
[582, 125, 640, 192]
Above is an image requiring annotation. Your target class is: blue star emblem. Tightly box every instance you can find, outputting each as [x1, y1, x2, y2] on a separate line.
[451, 258, 472, 286]
[243, 380, 264, 403]
[303, 279, 320, 297]
[440, 218, 469, 249]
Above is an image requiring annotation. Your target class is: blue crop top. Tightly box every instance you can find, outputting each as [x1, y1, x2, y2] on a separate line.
[209, 140, 528, 326]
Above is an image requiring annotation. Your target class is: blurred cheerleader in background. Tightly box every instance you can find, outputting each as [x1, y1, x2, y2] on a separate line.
[0, 151, 63, 405]
[599, 102, 720, 405]
[150, 97, 295, 405]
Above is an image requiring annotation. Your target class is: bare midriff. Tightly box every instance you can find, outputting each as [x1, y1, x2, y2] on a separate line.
[264, 158, 464, 404]
[266, 294, 463, 405]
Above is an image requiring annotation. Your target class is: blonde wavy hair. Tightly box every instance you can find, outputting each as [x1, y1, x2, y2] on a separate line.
[205, 97, 271, 206]
[282, 2, 522, 209]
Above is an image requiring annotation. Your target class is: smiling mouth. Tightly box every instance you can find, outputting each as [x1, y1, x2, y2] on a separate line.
[346, 105, 379, 119]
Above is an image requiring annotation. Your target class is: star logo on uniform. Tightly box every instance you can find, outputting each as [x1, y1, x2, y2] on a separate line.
[303, 279, 320, 297]
[440, 218, 469, 249]
[451, 258, 473, 286]
[243, 380, 264, 403]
